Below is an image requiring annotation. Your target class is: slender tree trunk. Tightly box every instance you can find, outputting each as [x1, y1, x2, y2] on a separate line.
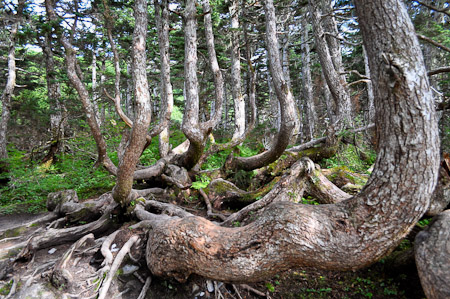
[301, 13, 316, 141]
[155, 0, 174, 158]
[309, 0, 352, 133]
[363, 46, 375, 124]
[228, 0, 296, 171]
[0, 0, 24, 160]
[229, 0, 246, 141]
[144, 0, 439, 283]
[41, 32, 66, 163]
[112, 0, 152, 204]
[45, 0, 116, 174]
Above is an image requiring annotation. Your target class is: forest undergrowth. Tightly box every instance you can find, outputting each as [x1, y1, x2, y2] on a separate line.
[0, 127, 432, 298]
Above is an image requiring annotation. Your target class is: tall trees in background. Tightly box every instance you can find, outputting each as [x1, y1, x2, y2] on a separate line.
[0, 0, 25, 160]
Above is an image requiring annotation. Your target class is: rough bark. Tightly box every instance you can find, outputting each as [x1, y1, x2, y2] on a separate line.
[0, 0, 24, 160]
[228, 0, 296, 171]
[415, 210, 450, 299]
[38, 31, 67, 164]
[142, 0, 439, 283]
[112, 0, 152, 205]
[309, 0, 352, 133]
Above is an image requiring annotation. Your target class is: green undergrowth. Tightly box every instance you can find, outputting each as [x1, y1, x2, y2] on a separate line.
[321, 143, 376, 173]
[0, 146, 115, 215]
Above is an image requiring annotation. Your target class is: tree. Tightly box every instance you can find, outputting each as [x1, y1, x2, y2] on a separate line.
[0, 0, 25, 161]
[7, 0, 444, 297]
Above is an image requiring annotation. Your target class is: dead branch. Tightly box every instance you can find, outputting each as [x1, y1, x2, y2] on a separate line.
[97, 235, 140, 299]
[428, 66, 450, 76]
[417, 34, 450, 53]
[199, 188, 227, 221]
[287, 124, 375, 153]
[413, 0, 450, 17]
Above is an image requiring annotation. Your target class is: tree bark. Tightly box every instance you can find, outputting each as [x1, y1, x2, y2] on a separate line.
[415, 210, 450, 299]
[0, 0, 24, 160]
[40, 32, 66, 164]
[229, 0, 246, 141]
[112, 0, 152, 205]
[155, 0, 174, 158]
[228, 0, 296, 171]
[309, 0, 352, 134]
[143, 0, 439, 283]
[301, 12, 316, 140]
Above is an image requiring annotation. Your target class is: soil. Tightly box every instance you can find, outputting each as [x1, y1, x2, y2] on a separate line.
[0, 210, 426, 299]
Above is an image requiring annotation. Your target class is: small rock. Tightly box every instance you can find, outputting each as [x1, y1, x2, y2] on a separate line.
[111, 243, 119, 252]
[206, 280, 214, 293]
[192, 283, 200, 294]
[48, 248, 57, 254]
[122, 264, 139, 275]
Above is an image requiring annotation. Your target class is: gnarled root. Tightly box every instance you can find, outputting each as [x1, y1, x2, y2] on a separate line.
[17, 204, 117, 261]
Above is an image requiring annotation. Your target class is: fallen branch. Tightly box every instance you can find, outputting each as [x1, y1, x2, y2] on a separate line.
[286, 124, 374, 153]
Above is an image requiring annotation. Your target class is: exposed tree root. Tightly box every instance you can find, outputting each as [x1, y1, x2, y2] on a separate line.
[17, 204, 117, 261]
[51, 233, 96, 290]
[97, 235, 140, 299]
[137, 276, 152, 299]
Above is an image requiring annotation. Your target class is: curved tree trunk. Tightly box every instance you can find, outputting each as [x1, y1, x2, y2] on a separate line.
[143, 0, 439, 283]
[309, 0, 352, 136]
[45, 0, 117, 175]
[228, 0, 296, 171]
[415, 210, 450, 299]
[112, 0, 152, 205]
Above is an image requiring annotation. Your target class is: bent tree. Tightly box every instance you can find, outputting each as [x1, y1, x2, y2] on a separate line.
[144, 0, 439, 281]
[19, 0, 440, 295]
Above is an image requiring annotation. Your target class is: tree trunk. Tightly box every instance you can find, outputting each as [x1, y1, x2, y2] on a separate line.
[155, 0, 174, 158]
[112, 0, 152, 205]
[229, 0, 246, 141]
[301, 12, 316, 141]
[45, 0, 117, 174]
[363, 46, 375, 124]
[0, 0, 24, 160]
[228, 0, 296, 171]
[309, 0, 352, 133]
[415, 210, 450, 299]
[143, 0, 439, 283]
[41, 32, 66, 164]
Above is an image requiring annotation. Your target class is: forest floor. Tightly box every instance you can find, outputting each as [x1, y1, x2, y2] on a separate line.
[0, 205, 426, 299]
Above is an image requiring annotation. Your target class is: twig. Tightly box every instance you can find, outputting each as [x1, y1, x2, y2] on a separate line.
[137, 276, 152, 299]
[97, 235, 140, 299]
[199, 188, 227, 221]
[428, 66, 450, 76]
[240, 284, 266, 297]
[232, 284, 244, 299]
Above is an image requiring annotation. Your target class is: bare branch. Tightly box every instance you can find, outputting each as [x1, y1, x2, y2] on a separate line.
[413, 0, 450, 17]
[418, 34, 450, 53]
